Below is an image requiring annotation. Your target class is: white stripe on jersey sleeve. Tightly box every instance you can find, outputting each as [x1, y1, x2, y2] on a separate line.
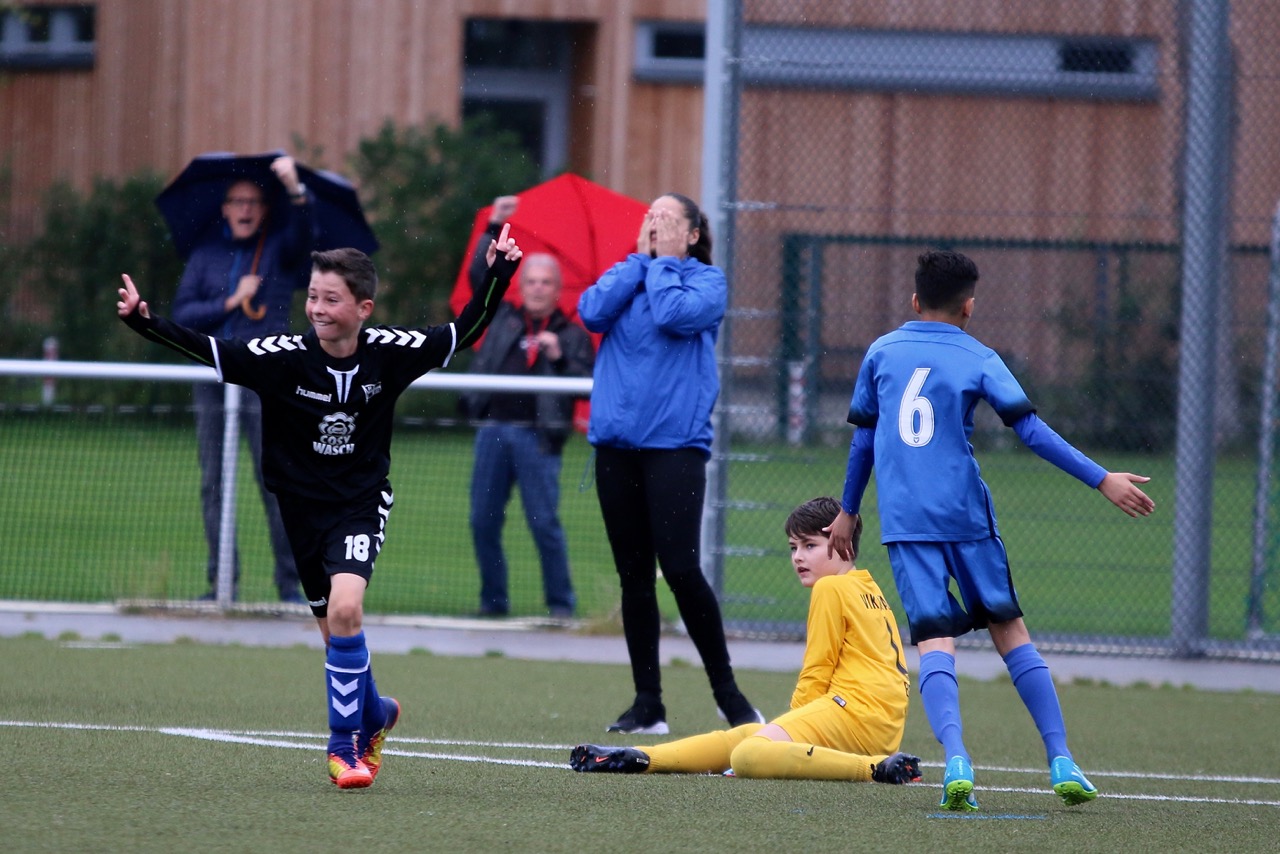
[441, 322, 459, 368]
[210, 336, 226, 382]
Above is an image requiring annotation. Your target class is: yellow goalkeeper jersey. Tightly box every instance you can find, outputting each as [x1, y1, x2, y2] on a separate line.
[790, 568, 910, 734]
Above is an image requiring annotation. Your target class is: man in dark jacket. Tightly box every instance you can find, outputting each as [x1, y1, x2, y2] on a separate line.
[171, 154, 316, 603]
[463, 200, 595, 617]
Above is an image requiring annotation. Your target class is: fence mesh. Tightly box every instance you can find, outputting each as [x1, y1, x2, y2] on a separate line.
[711, 0, 1280, 658]
[3, 1, 1280, 660]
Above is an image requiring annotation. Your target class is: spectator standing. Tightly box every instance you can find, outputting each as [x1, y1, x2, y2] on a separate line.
[170, 155, 314, 602]
[577, 192, 762, 734]
[463, 196, 595, 618]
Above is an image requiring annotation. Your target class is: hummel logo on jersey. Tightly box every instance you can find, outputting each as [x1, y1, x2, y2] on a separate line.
[247, 334, 305, 355]
[366, 327, 428, 348]
[314, 412, 356, 456]
[296, 386, 332, 402]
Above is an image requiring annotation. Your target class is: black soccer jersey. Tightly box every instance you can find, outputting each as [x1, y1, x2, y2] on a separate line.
[127, 316, 459, 502]
[212, 325, 455, 502]
[123, 255, 517, 503]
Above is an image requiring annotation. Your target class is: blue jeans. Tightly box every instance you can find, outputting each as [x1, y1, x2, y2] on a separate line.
[194, 383, 300, 599]
[469, 423, 576, 614]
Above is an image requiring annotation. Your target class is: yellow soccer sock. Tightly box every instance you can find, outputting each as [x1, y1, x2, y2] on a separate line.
[644, 724, 763, 774]
[729, 736, 887, 782]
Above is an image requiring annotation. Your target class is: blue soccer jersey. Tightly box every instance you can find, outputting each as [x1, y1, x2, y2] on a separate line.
[846, 320, 1035, 542]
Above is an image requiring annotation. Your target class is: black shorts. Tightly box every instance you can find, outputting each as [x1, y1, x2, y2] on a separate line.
[277, 483, 394, 618]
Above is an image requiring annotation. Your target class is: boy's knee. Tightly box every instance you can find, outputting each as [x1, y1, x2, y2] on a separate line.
[728, 735, 771, 778]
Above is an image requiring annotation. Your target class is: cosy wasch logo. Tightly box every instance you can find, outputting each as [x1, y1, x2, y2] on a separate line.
[314, 412, 356, 456]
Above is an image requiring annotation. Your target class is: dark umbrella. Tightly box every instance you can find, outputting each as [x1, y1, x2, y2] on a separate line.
[449, 173, 647, 320]
[155, 150, 379, 258]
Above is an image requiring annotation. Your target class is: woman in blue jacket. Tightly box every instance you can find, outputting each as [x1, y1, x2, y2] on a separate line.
[578, 193, 762, 735]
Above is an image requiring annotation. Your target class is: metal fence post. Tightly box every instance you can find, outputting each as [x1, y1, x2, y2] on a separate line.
[700, 0, 742, 594]
[215, 383, 241, 606]
[1172, 0, 1231, 656]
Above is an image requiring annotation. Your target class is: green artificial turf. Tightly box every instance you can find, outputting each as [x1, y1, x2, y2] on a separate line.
[2, 634, 1277, 853]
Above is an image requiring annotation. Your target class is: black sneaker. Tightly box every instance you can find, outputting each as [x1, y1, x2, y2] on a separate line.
[871, 752, 923, 785]
[570, 744, 651, 773]
[605, 700, 668, 735]
[715, 690, 766, 727]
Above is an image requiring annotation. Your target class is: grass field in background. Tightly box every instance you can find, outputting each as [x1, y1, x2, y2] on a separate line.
[2, 410, 1274, 640]
[3, 634, 1277, 853]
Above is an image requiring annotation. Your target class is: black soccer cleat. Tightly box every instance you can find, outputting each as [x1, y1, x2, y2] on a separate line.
[605, 700, 668, 735]
[871, 751, 923, 784]
[569, 744, 651, 773]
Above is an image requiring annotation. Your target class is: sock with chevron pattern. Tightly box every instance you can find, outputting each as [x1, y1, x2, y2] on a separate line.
[326, 632, 369, 760]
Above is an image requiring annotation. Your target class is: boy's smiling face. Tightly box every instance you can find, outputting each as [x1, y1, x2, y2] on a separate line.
[306, 269, 372, 356]
[789, 531, 848, 588]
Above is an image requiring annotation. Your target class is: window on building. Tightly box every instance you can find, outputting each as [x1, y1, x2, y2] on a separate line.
[634, 21, 705, 83]
[462, 19, 573, 178]
[0, 5, 95, 70]
[633, 22, 1158, 102]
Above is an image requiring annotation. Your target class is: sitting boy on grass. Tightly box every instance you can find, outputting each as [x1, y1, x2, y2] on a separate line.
[570, 496, 920, 784]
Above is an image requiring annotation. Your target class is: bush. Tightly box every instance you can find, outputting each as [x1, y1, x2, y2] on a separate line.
[349, 116, 538, 326]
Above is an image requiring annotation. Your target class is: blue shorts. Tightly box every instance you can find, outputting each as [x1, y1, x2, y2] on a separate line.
[277, 484, 394, 618]
[886, 538, 1023, 644]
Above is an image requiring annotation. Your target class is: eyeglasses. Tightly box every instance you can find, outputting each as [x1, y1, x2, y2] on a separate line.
[224, 196, 265, 208]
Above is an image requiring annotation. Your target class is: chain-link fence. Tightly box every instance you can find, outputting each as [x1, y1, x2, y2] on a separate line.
[704, 0, 1280, 659]
[4, 1, 1280, 662]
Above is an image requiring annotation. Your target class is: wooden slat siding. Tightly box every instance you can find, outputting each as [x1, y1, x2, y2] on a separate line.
[624, 83, 702, 201]
[3, 0, 1279, 255]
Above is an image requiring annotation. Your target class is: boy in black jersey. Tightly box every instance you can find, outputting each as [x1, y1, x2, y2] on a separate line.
[117, 227, 523, 788]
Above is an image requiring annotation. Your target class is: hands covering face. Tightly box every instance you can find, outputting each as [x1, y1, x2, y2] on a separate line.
[637, 200, 694, 259]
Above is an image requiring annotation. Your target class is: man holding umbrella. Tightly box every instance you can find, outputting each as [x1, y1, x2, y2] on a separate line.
[168, 153, 316, 603]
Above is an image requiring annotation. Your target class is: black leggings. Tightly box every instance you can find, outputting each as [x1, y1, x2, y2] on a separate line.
[594, 446, 738, 701]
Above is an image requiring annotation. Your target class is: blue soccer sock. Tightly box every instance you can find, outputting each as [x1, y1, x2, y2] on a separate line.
[361, 668, 387, 735]
[355, 666, 388, 760]
[1003, 642, 1070, 764]
[326, 632, 370, 758]
[918, 650, 969, 762]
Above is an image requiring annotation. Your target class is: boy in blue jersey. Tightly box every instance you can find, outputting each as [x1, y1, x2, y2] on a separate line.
[828, 250, 1155, 811]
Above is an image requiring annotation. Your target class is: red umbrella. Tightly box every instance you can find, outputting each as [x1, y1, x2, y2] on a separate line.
[449, 173, 648, 319]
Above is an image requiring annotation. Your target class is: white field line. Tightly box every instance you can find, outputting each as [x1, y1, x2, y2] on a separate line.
[4, 720, 1278, 806]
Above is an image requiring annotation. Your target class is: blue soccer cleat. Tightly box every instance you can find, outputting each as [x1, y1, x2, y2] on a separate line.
[1050, 756, 1099, 805]
[940, 755, 979, 811]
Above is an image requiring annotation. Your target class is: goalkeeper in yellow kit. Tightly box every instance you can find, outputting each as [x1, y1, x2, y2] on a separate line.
[570, 496, 921, 784]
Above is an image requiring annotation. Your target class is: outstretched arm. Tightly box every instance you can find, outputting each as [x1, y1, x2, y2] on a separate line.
[1011, 412, 1154, 517]
[455, 223, 523, 350]
[117, 274, 218, 367]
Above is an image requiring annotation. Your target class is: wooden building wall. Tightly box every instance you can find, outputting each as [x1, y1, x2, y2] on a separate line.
[0, 0, 706, 238]
[1, 1, 1278, 268]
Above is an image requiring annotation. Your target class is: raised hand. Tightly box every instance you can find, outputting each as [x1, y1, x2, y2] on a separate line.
[270, 155, 301, 195]
[636, 210, 655, 256]
[651, 208, 688, 258]
[485, 222, 523, 268]
[489, 195, 519, 226]
[116, 273, 150, 319]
